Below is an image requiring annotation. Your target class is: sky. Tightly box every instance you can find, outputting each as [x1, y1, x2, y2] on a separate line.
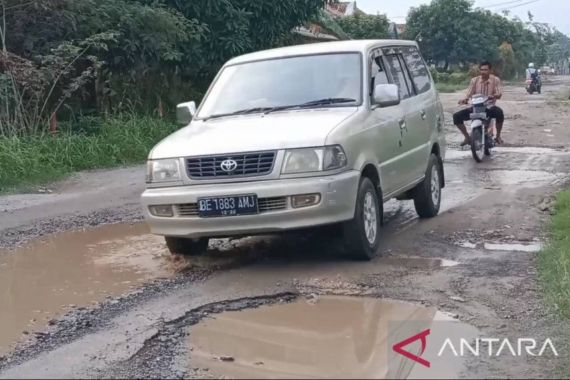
[356, 0, 570, 35]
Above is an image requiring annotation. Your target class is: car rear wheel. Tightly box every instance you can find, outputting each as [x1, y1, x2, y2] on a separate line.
[165, 236, 209, 256]
[342, 177, 382, 261]
[413, 154, 442, 218]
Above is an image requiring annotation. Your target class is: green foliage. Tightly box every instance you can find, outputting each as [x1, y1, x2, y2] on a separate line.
[406, 0, 498, 68]
[0, 116, 177, 191]
[338, 13, 390, 40]
[448, 72, 469, 84]
[316, 9, 350, 40]
[435, 82, 466, 93]
[496, 42, 516, 79]
[404, 0, 561, 78]
[539, 190, 570, 319]
[1, 0, 330, 135]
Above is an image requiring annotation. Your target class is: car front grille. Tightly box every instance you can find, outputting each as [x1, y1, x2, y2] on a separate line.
[186, 151, 276, 179]
[176, 196, 288, 217]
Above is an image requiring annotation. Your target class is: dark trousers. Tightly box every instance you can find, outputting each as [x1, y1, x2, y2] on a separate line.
[453, 106, 505, 125]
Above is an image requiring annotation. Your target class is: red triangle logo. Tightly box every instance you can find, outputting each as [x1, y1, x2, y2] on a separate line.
[392, 329, 431, 368]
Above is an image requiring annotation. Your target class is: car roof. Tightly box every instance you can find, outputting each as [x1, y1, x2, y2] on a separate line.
[226, 40, 419, 65]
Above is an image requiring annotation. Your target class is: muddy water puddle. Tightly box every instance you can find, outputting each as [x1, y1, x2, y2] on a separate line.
[381, 256, 459, 269]
[188, 295, 478, 379]
[0, 223, 173, 354]
[484, 242, 543, 253]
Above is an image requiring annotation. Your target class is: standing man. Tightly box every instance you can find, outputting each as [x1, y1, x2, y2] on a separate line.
[453, 61, 505, 145]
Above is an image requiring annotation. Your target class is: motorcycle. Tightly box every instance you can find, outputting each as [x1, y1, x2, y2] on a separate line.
[526, 73, 541, 94]
[468, 94, 495, 163]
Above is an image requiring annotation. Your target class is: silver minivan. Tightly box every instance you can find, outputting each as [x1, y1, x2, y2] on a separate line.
[141, 40, 446, 260]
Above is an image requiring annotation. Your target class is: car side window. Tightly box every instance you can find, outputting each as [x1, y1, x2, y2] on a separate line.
[370, 52, 389, 96]
[384, 54, 412, 100]
[403, 47, 432, 94]
[398, 55, 416, 97]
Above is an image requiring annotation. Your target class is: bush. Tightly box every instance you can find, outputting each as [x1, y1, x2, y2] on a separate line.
[0, 115, 178, 192]
[449, 72, 469, 85]
[468, 65, 480, 78]
[438, 72, 451, 83]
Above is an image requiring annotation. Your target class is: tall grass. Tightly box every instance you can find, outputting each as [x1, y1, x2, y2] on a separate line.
[435, 82, 468, 93]
[0, 115, 178, 192]
[539, 190, 570, 319]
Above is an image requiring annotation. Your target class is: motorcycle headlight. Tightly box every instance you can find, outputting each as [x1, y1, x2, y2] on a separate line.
[146, 159, 181, 183]
[281, 145, 347, 174]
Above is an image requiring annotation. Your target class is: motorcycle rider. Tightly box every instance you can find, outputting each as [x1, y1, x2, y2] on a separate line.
[453, 61, 504, 146]
[526, 63, 541, 92]
[526, 62, 537, 80]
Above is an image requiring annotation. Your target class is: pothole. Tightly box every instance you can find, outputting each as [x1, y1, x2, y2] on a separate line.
[483, 242, 543, 253]
[187, 295, 478, 379]
[381, 256, 460, 268]
[455, 241, 543, 253]
[0, 223, 172, 354]
[487, 170, 563, 186]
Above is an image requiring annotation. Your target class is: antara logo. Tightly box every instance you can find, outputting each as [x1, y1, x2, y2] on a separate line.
[393, 329, 559, 367]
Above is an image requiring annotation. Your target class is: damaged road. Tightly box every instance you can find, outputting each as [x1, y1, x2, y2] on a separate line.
[1, 78, 570, 378]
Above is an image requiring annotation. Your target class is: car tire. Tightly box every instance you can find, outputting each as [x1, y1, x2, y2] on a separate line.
[165, 236, 209, 256]
[342, 177, 382, 261]
[413, 154, 442, 219]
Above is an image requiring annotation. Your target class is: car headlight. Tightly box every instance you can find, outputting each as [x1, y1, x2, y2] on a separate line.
[281, 145, 347, 174]
[146, 159, 181, 183]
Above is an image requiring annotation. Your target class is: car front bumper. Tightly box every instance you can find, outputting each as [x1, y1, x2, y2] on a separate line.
[140, 170, 360, 238]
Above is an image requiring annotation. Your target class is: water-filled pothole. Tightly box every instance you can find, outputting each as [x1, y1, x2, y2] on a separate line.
[0, 223, 171, 353]
[188, 295, 478, 379]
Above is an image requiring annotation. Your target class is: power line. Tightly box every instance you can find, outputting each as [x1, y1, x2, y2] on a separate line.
[479, 0, 528, 9]
[497, 0, 541, 11]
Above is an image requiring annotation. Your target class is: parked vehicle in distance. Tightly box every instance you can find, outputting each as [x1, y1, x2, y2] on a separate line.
[141, 40, 446, 260]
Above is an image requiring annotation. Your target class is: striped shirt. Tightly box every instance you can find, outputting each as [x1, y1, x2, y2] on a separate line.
[465, 75, 502, 105]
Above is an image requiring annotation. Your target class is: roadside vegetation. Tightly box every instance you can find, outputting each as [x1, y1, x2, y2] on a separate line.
[539, 190, 570, 320]
[0, 116, 177, 192]
[1, 0, 570, 190]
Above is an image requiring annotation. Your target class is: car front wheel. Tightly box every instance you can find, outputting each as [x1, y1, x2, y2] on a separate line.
[342, 177, 382, 261]
[413, 153, 442, 218]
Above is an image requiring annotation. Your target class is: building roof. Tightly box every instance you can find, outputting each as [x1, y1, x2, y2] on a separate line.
[227, 40, 418, 65]
[326, 1, 362, 17]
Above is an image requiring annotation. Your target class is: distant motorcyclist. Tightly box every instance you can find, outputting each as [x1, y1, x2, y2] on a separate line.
[453, 61, 504, 146]
[525, 63, 542, 94]
[526, 63, 537, 79]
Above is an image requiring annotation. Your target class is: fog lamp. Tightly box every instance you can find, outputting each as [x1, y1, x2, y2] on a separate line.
[291, 194, 321, 209]
[149, 205, 174, 217]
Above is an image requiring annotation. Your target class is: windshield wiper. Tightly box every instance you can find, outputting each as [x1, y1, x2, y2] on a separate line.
[202, 98, 357, 120]
[202, 107, 273, 121]
[263, 98, 357, 114]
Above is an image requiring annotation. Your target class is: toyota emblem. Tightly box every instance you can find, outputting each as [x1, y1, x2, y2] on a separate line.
[220, 159, 238, 173]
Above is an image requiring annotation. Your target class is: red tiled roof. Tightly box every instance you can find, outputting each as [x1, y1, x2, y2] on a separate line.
[327, 2, 349, 14]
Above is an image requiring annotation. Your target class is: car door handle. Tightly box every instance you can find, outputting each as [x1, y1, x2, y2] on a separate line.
[420, 110, 427, 120]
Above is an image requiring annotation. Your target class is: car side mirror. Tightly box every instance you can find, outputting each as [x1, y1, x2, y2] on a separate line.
[373, 84, 400, 107]
[176, 101, 197, 125]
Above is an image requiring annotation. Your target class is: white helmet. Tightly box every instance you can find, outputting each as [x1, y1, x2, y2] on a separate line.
[528, 63, 535, 68]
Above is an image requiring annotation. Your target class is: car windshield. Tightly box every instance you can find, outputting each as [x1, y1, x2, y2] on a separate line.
[197, 53, 362, 119]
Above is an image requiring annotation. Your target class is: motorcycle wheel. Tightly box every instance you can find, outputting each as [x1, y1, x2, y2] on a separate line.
[471, 127, 485, 162]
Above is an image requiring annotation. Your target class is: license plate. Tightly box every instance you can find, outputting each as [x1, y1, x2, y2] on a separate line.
[197, 194, 258, 217]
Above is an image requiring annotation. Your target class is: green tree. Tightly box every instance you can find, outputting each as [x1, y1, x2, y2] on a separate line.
[337, 13, 390, 40]
[1, 0, 332, 128]
[405, 0, 497, 69]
